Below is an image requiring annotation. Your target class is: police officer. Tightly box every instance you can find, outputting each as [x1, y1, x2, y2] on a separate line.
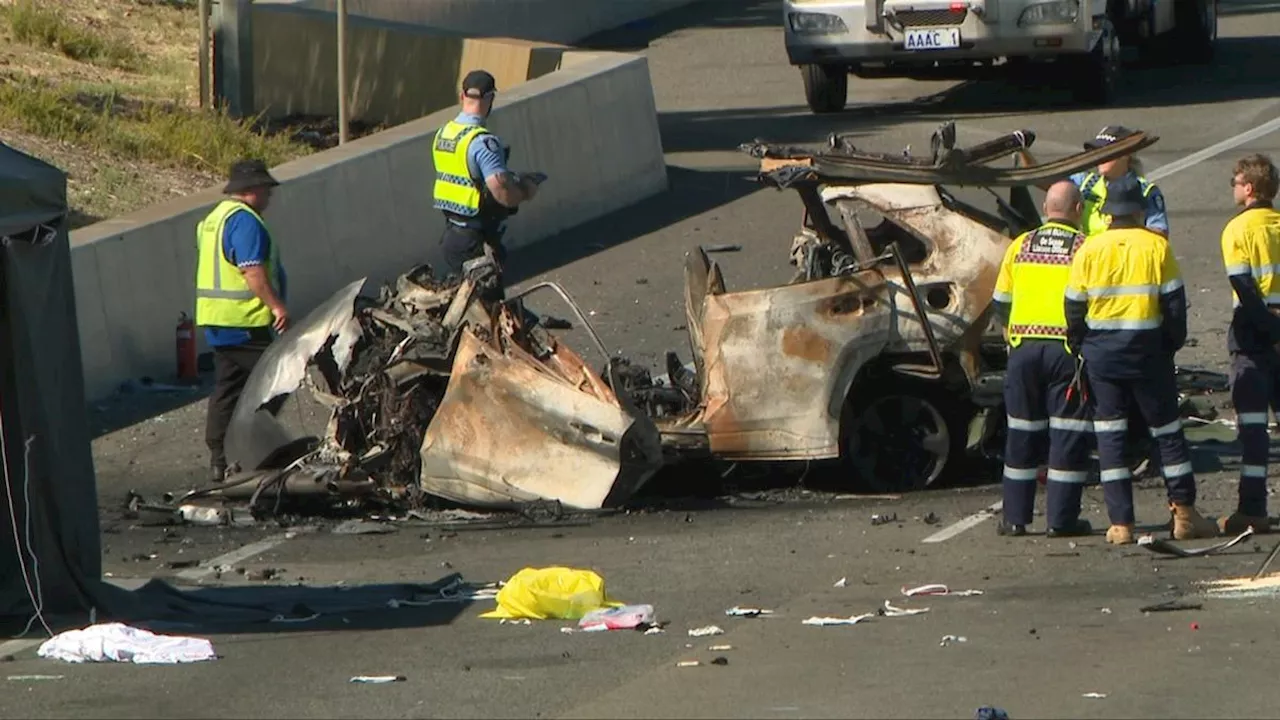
[991, 180, 1094, 538]
[1064, 175, 1218, 544]
[1019, 125, 1168, 238]
[196, 159, 289, 483]
[432, 69, 543, 302]
[1219, 153, 1280, 536]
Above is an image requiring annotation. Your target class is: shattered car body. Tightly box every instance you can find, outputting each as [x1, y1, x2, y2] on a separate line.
[220, 262, 663, 513]
[629, 123, 1162, 492]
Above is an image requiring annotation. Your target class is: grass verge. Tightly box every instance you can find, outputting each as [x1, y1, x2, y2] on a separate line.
[0, 76, 311, 175]
[3, 0, 141, 70]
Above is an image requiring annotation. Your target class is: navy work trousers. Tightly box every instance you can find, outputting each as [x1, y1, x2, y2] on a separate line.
[441, 223, 506, 304]
[1002, 340, 1091, 529]
[1088, 359, 1195, 525]
[1230, 351, 1279, 517]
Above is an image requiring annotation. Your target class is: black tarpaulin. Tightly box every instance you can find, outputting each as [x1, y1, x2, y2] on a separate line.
[0, 141, 102, 628]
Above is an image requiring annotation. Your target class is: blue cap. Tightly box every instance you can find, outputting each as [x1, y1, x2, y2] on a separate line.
[1100, 175, 1146, 217]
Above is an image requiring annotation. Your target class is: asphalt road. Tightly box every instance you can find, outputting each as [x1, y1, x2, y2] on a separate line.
[6, 0, 1280, 717]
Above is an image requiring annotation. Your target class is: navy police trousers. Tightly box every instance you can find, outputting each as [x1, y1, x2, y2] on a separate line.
[1002, 340, 1091, 529]
[1230, 351, 1279, 518]
[1088, 360, 1196, 525]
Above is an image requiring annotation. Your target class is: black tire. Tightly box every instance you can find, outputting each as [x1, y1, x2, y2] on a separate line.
[839, 378, 970, 493]
[1173, 0, 1216, 63]
[1068, 18, 1121, 106]
[802, 64, 848, 114]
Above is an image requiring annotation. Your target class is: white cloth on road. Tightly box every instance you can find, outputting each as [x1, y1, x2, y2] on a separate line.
[37, 623, 216, 664]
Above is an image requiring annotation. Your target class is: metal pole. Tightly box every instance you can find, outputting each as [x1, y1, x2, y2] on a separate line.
[198, 0, 210, 108]
[337, 0, 349, 144]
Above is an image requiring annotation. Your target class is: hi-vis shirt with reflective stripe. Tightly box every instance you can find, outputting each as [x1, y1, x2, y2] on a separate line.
[1079, 171, 1162, 237]
[194, 200, 280, 328]
[1221, 205, 1280, 308]
[992, 221, 1086, 347]
[1065, 226, 1183, 331]
[432, 120, 487, 217]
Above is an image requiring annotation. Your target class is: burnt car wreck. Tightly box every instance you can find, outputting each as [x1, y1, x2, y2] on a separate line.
[166, 122, 1199, 520]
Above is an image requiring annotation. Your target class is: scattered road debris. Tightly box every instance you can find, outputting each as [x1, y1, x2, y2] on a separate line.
[1082, 692, 1108, 699]
[481, 567, 621, 621]
[939, 634, 968, 646]
[702, 243, 743, 253]
[922, 512, 941, 525]
[871, 513, 897, 526]
[708, 644, 733, 651]
[1197, 571, 1280, 599]
[974, 707, 1010, 720]
[834, 577, 848, 588]
[499, 619, 532, 626]
[6, 675, 64, 681]
[903, 584, 984, 597]
[688, 625, 726, 637]
[37, 623, 216, 665]
[350, 676, 407, 684]
[802, 613, 875, 626]
[725, 606, 774, 617]
[1139, 599, 1203, 613]
[710, 656, 730, 666]
[332, 519, 398, 535]
[1253, 540, 1280, 580]
[1138, 527, 1254, 557]
[1100, 607, 1112, 614]
[644, 626, 666, 635]
[677, 660, 702, 668]
[882, 600, 930, 617]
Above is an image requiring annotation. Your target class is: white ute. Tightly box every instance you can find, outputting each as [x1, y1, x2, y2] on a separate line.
[783, 0, 1217, 112]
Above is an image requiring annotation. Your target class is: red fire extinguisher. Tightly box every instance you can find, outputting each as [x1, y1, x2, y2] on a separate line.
[176, 312, 198, 381]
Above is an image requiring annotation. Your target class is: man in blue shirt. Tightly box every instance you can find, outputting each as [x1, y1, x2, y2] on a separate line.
[432, 69, 544, 301]
[195, 159, 289, 482]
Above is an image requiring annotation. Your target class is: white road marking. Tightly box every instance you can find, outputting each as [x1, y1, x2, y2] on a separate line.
[176, 525, 315, 582]
[921, 500, 1003, 544]
[1148, 116, 1280, 182]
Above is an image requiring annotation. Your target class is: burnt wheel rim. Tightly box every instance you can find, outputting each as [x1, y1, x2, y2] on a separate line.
[845, 395, 951, 492]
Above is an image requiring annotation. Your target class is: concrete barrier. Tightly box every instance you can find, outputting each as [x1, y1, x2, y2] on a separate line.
[69, 52, 667, 402]
[252, 3, 569, 127]
[286, 0, 701, 44]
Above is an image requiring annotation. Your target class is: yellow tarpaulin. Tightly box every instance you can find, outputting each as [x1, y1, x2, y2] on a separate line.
[479, 566, 623, 620]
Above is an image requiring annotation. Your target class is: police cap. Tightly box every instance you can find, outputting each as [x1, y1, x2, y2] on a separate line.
[1084, 125, 1137, 150]
[462, 69, 497, 99]
[1099, 174, 1146, 217]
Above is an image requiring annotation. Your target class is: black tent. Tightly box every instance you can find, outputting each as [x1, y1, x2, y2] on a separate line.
[0, 141, 101, 630]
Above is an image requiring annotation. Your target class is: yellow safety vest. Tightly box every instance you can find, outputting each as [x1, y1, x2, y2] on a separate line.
[432, 120, 488, 217]
[1222, 204, 1280, 308]
[194, 199, 280, 328]
[1064, 226, 1182, 331]
[993, 221, 1086, 347]
[1079, 171, 1158, 237]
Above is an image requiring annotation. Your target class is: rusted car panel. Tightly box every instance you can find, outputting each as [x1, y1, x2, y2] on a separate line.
[674, 246, 894, 460]
[419, 318, 663, 510]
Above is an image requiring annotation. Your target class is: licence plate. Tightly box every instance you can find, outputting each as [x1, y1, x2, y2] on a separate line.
[904, 27, 961, 50]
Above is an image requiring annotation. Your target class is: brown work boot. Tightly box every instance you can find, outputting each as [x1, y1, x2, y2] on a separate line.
[1218, 512, 1270, 536]
[1170, 503, 1219, 540]
[1106, 524, 1135, 545]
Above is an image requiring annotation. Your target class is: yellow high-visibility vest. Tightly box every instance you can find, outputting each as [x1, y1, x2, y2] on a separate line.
[1065, 226, 1183, 331]
[194, 200, 280, 328]
[993, 221, 1086, 347]
[1079, 171, 1158, 237]
[432, 120, 488, 217]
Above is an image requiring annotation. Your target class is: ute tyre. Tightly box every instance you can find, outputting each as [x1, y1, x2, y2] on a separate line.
[802, 64, 849, 114]
[839, 379, 969, 494]
[1069, 18, 1121, 106]
[1174, 0, 1216, 63]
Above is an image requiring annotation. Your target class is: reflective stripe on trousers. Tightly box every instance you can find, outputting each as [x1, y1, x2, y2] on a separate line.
[1230, 351, 1279, 517]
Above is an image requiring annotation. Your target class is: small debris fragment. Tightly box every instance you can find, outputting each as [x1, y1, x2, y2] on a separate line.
[499, 619, 532, 626]
[540, 316, 574, 330]
[643, 626, 666, 636]
[710, 656, 729, 666]
[974, 707, 1010, 720]
[1100, 607, 1112, 614]
[332, 519, 397, 535]
[7, 675, 64, 681]
[939, 635, 968, 647]
[833, 577, 848, 588]
[871, 513, 897, 526]
[802, 614, 875, 627]
[922, 512, 941, 525]
[703, 243, 742, 253]
[708, 644, 733, 651]
[903, 584, 984, 597]
[167, 560, 200, 570]
[1082, 692, 1107, 699]
[350, 676, 407, 684]
[688, 625, 725, 637]
[1139, 527, 1254, 557]
[676, 660, 701, 668]
[725, 606, 773, 617]
[882, 600, 929, 617]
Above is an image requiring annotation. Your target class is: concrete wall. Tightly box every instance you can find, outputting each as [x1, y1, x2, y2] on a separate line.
[288, 0, 700, 44]
[69, 52, 667, 402]
[252, 3, 568, 127]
